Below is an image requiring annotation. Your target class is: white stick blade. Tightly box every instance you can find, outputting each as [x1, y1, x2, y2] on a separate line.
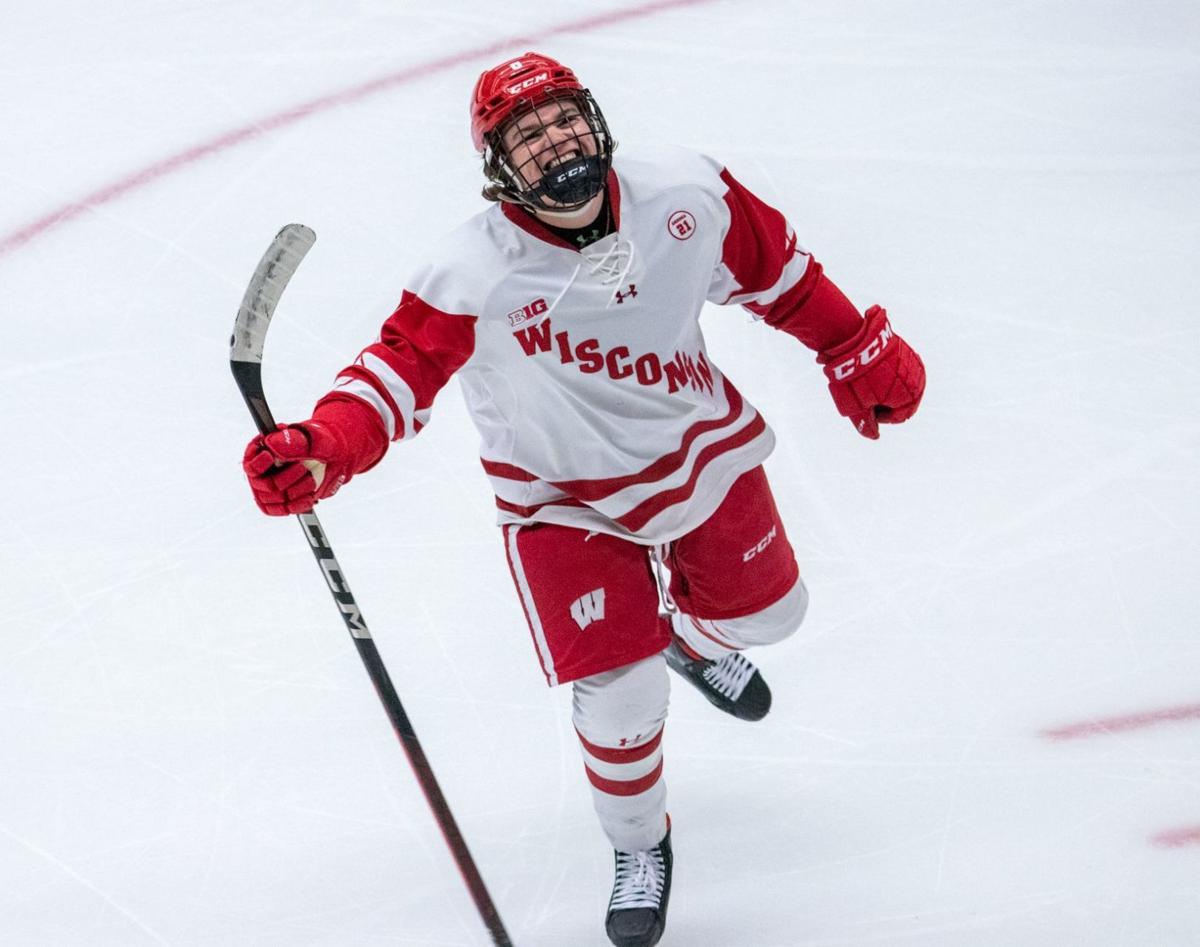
[229, 223, 317, 364]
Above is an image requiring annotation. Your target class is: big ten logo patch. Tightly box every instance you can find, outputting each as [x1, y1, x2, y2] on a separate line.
[507, 297, 549, 327]
[668, 210, 697, 241]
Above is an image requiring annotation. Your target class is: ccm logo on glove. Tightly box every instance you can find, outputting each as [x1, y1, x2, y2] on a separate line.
[817, 305, 926, 440]
[827, 321, 894, 380]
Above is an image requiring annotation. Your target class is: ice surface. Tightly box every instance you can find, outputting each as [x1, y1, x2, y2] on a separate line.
[2, 1, 1199, 944]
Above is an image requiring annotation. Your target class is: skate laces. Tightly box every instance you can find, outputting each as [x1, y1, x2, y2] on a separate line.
[611, 847, 666, 910]
[701, 652, 757, 701]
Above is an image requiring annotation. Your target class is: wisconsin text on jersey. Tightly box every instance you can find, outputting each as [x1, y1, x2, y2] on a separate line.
[512, 317, 715, 395]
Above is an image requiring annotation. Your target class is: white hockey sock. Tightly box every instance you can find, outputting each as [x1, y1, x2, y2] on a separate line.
[572, 655, 670, 852]
[670, 576, 810, 660]
[577, 725, 668, 853]
[671, 610, 743, 660]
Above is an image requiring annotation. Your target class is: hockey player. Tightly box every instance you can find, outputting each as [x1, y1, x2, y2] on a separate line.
[243, 53, 925, 947]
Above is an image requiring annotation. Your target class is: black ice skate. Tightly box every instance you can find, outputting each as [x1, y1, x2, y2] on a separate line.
[664, 637, 772, 721]
[606, 827, 673, 947]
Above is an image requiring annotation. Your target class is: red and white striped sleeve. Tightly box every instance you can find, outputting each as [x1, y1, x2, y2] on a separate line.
[708, 166, 865, 352]
[313, 289, 477, 472]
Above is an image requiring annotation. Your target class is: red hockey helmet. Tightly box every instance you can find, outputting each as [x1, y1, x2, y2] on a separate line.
[470, 52, 584, 151]
[470, 52, 615, 211]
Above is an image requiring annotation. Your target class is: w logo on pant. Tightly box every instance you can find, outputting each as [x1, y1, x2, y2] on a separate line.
[570, 588, 606, 630]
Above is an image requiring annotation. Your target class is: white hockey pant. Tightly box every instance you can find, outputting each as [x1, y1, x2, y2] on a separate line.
[571, 577, 809, 852]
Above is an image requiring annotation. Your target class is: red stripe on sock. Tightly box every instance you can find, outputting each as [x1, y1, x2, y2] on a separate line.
[674, 635, 705, 661]
[576, 726, 663, 764]
[584, 759, 664, 797]
[688, 615, 738, 651]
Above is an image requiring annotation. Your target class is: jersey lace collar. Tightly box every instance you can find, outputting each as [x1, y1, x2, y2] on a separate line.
[500, 170, 622, 252]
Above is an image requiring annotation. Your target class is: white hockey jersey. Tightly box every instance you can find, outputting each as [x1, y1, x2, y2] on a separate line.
[317, 147, 860, 544]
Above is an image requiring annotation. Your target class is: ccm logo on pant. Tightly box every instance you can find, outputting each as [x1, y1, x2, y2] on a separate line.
[830, 321, 895, 381]
[743, 525, 777, 562]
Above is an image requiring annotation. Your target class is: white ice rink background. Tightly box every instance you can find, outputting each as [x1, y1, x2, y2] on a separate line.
[2, 1, 1199, 944]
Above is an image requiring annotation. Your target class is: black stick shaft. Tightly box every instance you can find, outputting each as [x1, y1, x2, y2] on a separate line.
[233, 360, 513, 947]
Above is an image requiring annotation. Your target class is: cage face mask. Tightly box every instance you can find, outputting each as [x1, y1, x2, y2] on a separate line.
[471, 53, 614, 212]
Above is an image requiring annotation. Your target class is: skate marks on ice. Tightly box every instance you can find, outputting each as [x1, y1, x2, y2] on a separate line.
[0, 822, 172, 946]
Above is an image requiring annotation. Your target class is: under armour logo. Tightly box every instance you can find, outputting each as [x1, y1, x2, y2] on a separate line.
[614, 284, 637, 305]
[570, 588, 606, 630]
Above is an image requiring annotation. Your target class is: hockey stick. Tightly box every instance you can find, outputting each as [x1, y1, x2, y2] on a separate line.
[229, 224, 514, 947]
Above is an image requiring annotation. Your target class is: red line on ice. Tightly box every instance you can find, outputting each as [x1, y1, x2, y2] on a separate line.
[1151, 826, 1200, 848]
[1040, 702, 1200, 741]
[0, 0, 711, 257]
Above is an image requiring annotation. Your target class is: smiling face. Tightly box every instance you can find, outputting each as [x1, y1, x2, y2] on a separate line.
[476, 76, 615, 216]
[499, 96, 600, 196]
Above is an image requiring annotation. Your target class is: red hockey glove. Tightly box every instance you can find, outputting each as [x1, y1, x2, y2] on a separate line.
[242, 421, 352, 516]
[816, 305, 925, 440]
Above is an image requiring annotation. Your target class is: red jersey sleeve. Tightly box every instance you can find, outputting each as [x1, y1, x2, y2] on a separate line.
[314, 290, 477, 472]
[710, 167, 864, 352]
